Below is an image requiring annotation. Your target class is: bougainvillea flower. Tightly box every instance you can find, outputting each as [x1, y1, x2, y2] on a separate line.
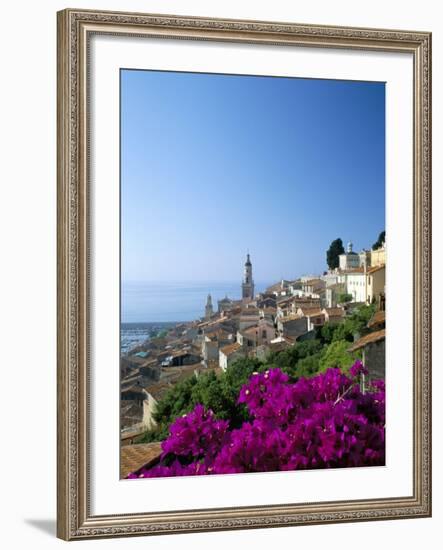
[127, 367, 385, 479]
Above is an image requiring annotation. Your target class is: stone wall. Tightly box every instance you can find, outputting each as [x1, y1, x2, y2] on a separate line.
[364, 339, 385, 380]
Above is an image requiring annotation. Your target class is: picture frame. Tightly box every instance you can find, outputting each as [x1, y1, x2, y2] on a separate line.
[57, 8, 432, 540]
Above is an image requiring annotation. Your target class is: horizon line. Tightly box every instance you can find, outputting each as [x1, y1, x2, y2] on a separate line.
[121, 277, 311, 285]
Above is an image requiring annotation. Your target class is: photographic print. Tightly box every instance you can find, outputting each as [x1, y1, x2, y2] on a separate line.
[57, 9, 431, 539]
[120, 70, 386, 480]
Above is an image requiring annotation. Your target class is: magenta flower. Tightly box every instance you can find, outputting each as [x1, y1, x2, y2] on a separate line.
[127, 368, 385, 479]
[161, 404, 229, 460]
[349, 360, 369, 378]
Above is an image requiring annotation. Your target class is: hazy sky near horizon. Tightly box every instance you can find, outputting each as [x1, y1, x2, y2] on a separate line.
[121, 69, 385, 284]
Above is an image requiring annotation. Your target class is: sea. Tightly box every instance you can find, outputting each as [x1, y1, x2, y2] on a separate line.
[121, 281, 269, 352]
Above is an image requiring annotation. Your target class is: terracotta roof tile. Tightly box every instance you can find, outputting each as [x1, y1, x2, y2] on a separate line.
[268, 341, 292, 353]
[297, 307, 323, 317]
[348, 329, 386, 352]
[367, 265, 385, 274]
[120, 442, 162, 478]
[219, 342, 242, 356]
[243, 325, 260, 336]
[324, 307, 345, 317]
[367, 310, 386, 328]
[279, 314, 303, 323]
[303, 278, 324, 286]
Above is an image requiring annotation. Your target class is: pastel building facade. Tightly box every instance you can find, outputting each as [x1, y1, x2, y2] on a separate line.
[339, 242, 360, 270]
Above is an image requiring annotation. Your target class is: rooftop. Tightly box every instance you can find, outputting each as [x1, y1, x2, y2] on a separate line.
[367, 265, 386, 274]
[204, 328, 231, 340]
[348, 329, 386, 352]
[266, 282, 286, 293]
[303, 278, 324, 286]
[240, 306, 260, 315]
[323, 307, 345, 317]
[297, 307, 323, 317]
[220, 342, 242, 357]
[268, 341, 292, 353]
[242, 325, 261, 337]
[279, 313, 303, 323]
[121, 385, 147, 398]
[120, 442, 162, 479]
[146, 364, 201, 400]
[367, 310, 386, 328]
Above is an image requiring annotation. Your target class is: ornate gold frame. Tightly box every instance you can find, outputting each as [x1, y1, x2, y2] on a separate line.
[57, 8, 432, 540]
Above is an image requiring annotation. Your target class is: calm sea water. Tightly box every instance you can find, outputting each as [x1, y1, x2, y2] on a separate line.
[122, 281, 269, 323]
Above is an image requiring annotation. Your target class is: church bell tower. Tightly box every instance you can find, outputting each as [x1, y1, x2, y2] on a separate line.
[205, 294, 214, 319]
[241, 253, 255, 302]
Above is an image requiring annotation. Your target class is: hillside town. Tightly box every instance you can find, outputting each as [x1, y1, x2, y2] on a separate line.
[120, 240, 386, 455]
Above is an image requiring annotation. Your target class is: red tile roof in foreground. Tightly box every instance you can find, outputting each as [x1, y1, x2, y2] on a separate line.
[120, 442, 162, 479]
[348, 329, 386, 352]
[367, 310, 386, 328]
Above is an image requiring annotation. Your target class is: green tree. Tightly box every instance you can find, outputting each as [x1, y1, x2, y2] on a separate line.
[220, 357, 264, 427]
[190, 371, 226, 412]
[139, 375, 198, 443]
[354, 303, 377, 325]
[266, 339, 323, 378]
[320, 304, 376, 345]
[295, 351, 324, 377]
[152, 376, 197, 425]
[140, 357, 264, 442]
[318, 340, 360, 373]
[372, 230, 386, 250]
[331, 319, 361, 343]
[326, 238, 345, 270]
[337, 292, 353, 304]
[319, 323, 337, 345]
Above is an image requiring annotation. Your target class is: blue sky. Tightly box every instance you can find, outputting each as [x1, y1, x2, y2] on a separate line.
[121, 69, 385, 284]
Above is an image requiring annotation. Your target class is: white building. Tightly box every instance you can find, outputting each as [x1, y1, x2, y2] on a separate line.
[219, 342, 243, 371]
[371, 243, 386, 267]
[339, 264, 385, 305]
[321, 271, 341, 287]
[345, 271, 367, 303]
[201, 336, 219, 363]
[339, 242, 360, 271]
[324, 283, 346, 307]
[366, 265, 386, 304]
[359, 249, 371, 268]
